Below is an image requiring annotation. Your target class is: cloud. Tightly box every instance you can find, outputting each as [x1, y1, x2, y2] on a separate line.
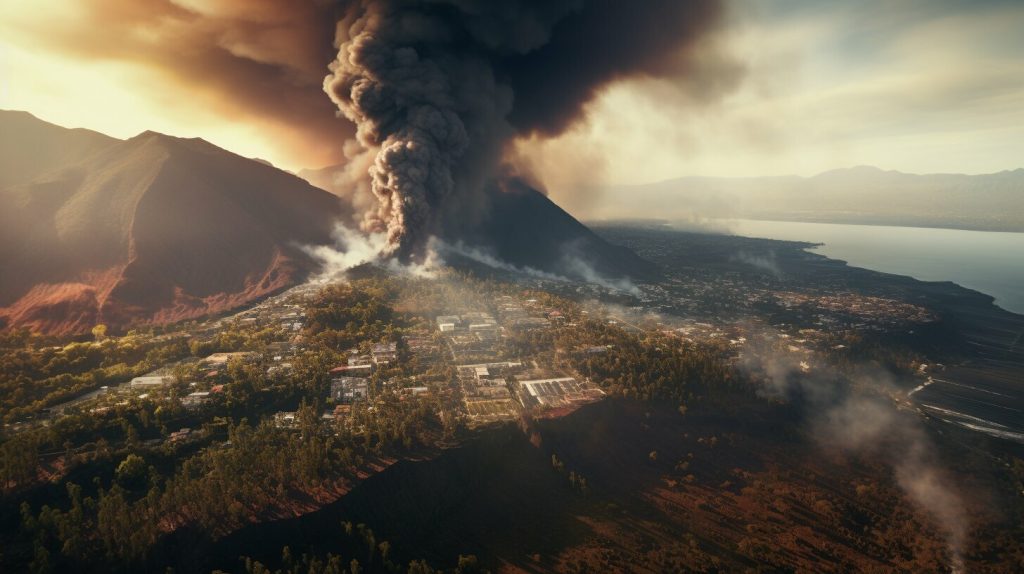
[322, 0, 735, 258]
[0, 0, 351, 169]
[512, 0, 1024, 218]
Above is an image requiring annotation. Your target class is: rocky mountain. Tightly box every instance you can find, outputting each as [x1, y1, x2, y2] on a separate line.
[0, 113, 343, 335]
[589, 165, 1024, 232]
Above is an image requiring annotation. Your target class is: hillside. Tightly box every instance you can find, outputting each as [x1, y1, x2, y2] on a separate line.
[0, 110, 118, 189]
[450, 179, 659, 281]
[0, 116, 343, 335]
[589, 166, 1024, 231]
[300, 166, 658, 282]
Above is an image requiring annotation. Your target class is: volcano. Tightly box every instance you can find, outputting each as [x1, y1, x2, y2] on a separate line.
[449, 179, 659, 281]
[300, 167, 659, 282]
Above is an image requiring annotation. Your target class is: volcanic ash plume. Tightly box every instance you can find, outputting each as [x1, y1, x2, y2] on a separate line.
[324, 0, 727, 260]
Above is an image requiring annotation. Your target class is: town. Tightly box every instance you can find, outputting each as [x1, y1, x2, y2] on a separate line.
[3, 257, 1019, 573]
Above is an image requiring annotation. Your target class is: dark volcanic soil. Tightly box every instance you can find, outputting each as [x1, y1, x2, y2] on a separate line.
[161, 399, 1021, 573]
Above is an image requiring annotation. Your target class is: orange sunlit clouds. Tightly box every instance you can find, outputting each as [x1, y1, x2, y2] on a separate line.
[0, 0, 350, 171]
[2, 0, 1023, 187]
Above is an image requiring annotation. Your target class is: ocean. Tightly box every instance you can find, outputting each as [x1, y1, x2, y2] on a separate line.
[723, 219, 1024, 315]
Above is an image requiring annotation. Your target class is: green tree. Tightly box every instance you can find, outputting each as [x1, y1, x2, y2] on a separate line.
[456, 554, 481, 574]
[115, 454, 147, 489]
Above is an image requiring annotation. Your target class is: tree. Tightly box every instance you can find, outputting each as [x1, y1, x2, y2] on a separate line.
[30, 541, 52, 574]
[115, 454, 147, 489]
[456, 554, 481, 574]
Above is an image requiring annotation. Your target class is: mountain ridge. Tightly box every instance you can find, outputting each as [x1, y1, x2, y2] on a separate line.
[0, 115, 344, 335]
[586, 166, 1024, 232]
[0, 110, 119, 189]
[1, 112, 657, 334]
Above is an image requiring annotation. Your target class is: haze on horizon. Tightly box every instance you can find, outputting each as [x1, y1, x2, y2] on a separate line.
[2, 0, 1022, 217]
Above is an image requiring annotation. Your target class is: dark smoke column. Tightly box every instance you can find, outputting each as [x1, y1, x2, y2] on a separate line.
[324, 0, 727, 261]
[324, 1, 471, 259]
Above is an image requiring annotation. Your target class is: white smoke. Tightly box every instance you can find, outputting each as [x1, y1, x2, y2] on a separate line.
[302, 223, 440, 281]
[431, 239, 568, 282]
[817, 392, 967, 571]
[739, 340, 968, 570]
[730, 250, 783, 279]
[562, 255, 642, 295]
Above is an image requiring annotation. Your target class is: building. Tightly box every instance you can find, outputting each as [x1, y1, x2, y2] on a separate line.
[371, 342, 398, 365]
[201, 351, 258, 366]
[457, 362, 522, 387]
[130, 375, 174, 388]
[517, 377, 582, 408]
[168, 428, 192, 442]
[330, 377, 369, 403]
[182, 391, 211, 410]
[436, 315, 461, 329]
[508, 317, 550, 331]
[330, 363, 373, 377]
[462, 312, 495, 324]
[266, 341, 297, 357]
[273, 412, 297, 428]
[347, 353, 373, 367]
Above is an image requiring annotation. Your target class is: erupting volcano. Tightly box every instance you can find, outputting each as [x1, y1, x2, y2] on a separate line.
[321, 0, 726, 262]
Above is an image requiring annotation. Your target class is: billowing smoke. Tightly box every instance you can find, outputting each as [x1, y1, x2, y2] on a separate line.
[324, 0, 726, 260]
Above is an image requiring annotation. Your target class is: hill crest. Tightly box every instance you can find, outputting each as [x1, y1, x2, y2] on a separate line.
[0, 113, 343, 335]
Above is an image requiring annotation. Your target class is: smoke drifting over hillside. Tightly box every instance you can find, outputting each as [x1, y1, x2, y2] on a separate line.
[743, 348, 968, 571]
[324, 0, 727, 259]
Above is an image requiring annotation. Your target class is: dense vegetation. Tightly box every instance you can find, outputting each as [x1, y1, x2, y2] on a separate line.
[1, 278, 467, 572]
[0, 328, 190, 424]
[2, 272, 1022, 573]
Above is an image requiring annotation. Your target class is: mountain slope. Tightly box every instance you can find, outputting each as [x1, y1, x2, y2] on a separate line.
[448, 179, 659, 281]
[590, 166, 1024, 231]
[0, 110, 119, 189]
[0, 121, 343, 335]
[300, 166, 658, 281]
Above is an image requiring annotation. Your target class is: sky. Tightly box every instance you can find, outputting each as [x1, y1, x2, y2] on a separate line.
[2, 0, 1022, 189]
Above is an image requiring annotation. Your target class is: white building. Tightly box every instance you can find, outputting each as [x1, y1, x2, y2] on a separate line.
[130, 376, 174, 388]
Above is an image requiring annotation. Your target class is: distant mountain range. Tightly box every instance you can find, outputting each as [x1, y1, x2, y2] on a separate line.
[0, 111, 653, 335]
[588, 166, 1024, 232]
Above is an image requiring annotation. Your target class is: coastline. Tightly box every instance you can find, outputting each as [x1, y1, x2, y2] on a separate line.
[595, 222, 1024, 445]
